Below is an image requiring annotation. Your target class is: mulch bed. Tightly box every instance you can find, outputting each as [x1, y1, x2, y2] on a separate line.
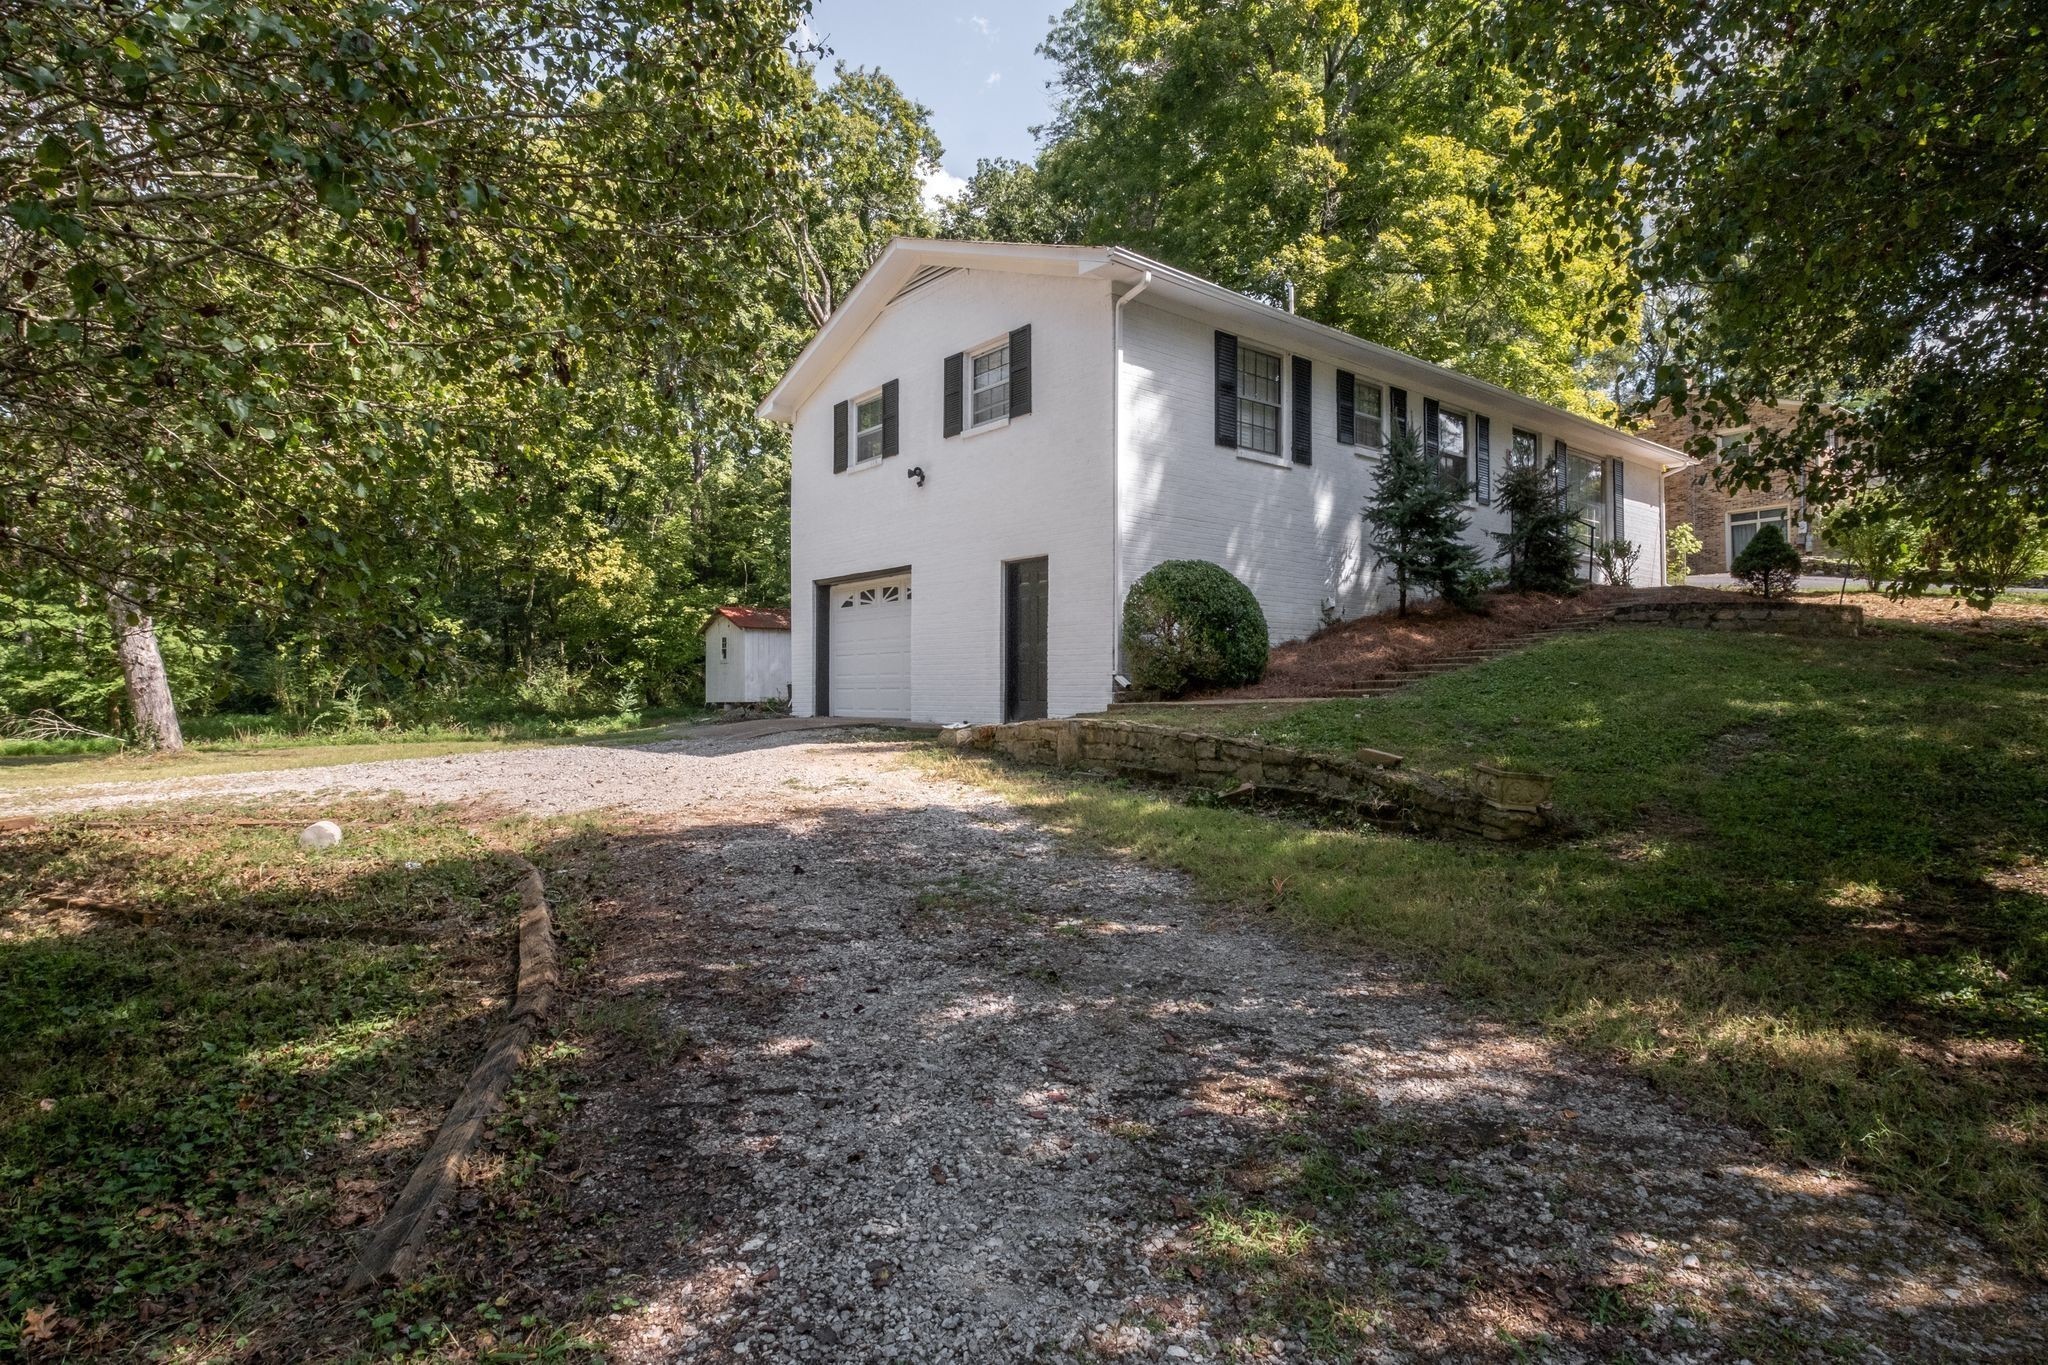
[1205, 586, 1727, 700]
[1803, 589, 2048, 633]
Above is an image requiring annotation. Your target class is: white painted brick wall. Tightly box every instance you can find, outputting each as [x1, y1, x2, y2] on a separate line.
[1619, 458, 1669, 589]
[1116, 300, 1667, 646]
[789, 268, 1117, 724]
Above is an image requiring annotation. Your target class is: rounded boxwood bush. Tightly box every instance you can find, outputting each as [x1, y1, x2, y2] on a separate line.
[1121, 560, 1269, 697]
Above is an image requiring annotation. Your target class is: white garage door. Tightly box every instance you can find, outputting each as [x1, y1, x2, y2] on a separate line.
[828, 574, 911, 717]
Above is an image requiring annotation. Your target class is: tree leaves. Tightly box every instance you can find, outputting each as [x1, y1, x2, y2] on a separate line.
[1031, 0, 1635, 412]
[1511, 0, 2048, 564]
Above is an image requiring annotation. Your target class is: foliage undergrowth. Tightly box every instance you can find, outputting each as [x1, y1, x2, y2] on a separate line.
[931, 626, 2048, 1272]
[0, 801, 609, 1358]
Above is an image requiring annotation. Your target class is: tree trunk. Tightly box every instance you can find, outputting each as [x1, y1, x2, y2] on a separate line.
[106, 584, 184, 751]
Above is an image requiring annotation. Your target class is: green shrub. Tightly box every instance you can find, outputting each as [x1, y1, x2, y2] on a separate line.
[1731, 522, 1801, 598]
[1946, 502, 2048, 606]
[1820, 489, 1929, 591]
[1594, 537, 1642, 588]
[1666, 521, 1703, 584]
[1122, 560, 1269, 697]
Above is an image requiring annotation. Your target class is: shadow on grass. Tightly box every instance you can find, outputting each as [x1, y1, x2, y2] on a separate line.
[0, 804, 608, 1360]
[925, 625, 2048, 1276]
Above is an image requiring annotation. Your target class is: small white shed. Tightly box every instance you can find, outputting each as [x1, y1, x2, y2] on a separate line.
[702, 606, 792, 706]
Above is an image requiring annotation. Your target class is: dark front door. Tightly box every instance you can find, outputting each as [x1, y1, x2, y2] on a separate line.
[1003, 557, 1049, 722]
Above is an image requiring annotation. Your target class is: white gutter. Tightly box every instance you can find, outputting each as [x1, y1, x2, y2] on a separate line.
[1110, 268, 1154, 682]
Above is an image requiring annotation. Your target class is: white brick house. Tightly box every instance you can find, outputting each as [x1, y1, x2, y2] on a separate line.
[758, 239, 1688, 725]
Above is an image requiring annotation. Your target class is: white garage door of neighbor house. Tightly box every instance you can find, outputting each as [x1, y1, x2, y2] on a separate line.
[828, 575, 911, 717]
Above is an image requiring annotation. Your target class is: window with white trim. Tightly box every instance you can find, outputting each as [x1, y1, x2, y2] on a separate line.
[1436, 406, 1470, 486]
[970, 340, 1010, 427]
[1237, 346, 1282, 455]
[1728, 507, 1790, 560]
[1510, 427, 1541, 470]
[1567, 451, 1607, 550]
[1356, 381, 1385, 449]
[854, 392, 884, 463]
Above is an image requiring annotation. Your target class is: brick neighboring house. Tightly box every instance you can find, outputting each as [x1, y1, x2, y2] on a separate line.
[1645, 402, 1829, 576]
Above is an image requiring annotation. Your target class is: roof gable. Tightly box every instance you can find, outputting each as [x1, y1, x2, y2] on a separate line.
[756, 239, 1119, 423]
[757, 238, 1688, 467]
[704, 605, 790, 634]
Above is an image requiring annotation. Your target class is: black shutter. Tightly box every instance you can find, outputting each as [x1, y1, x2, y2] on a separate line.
[1553, 438, 1569, 493]
[1290, 355, 1312, 465]
[1389, 385, 1409, 437]
[943, 352, 964, 437]
[833, 400, 848, 473]
[1008, 324, 1032, 417]
[1609, 458, 1624, 535]
[880, 378, 900, 457]
[1335, 369, 1355, 446]
[1423, 396, 1441, 475]
[1475, 415, 1492, 505]
[1214, 331, 1238, 447]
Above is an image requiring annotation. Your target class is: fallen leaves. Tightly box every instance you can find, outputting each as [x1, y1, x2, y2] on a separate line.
[21, 1305, 59, 1343]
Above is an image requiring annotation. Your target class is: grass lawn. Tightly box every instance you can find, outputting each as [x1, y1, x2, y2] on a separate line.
[0, 709, 707, 794]
[0, 801, 609, 1359]
[933, 624, 2048, 1272]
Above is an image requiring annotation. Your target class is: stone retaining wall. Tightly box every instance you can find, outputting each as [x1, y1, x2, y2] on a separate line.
[946, 719, 1551, 841]
[1610, 600, 1862, 635]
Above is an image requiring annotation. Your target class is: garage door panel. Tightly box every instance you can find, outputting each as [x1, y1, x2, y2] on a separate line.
[828, 575, 911, 717]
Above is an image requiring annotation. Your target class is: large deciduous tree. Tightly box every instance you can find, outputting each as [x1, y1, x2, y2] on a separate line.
[1033, 0, 1635, 411]
[775, 65, 942, 327]
[1509, 0, 2048, 568]
[1, 0, 812, 744]
[938, 158, 1082, 244]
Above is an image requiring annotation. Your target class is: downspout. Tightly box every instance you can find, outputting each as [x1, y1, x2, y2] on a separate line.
[1110, 268, 1154, 688]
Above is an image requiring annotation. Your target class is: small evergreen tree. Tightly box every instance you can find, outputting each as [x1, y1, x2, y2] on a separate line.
[1363, 429, 1488, 614]
[1492, 462, 1581, 593]
[1731, 522, 1801, 598]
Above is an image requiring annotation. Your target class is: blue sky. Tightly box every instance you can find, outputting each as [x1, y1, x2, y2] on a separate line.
[804, 1, 1063, 203]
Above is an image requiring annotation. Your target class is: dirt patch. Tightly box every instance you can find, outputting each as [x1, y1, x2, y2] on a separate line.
[1210, 587, 1727, 700]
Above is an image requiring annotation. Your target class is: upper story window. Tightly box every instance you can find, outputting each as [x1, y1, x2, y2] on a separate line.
[855, 392, 885, 463]
[1238, 345, 1282, 455]
[971, 341, 1011, 426]
[1356, 381, 1385, 449]
[1716, 431, 1751, 463]
[1510, 427, 1541, 469]
[1436, 405, 1470, 485]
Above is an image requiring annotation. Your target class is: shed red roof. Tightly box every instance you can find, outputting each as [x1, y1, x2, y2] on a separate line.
[707, 605, 790, 632]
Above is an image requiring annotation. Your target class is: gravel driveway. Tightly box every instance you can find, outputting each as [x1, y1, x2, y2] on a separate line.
[16, 728, 2046, 1359]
